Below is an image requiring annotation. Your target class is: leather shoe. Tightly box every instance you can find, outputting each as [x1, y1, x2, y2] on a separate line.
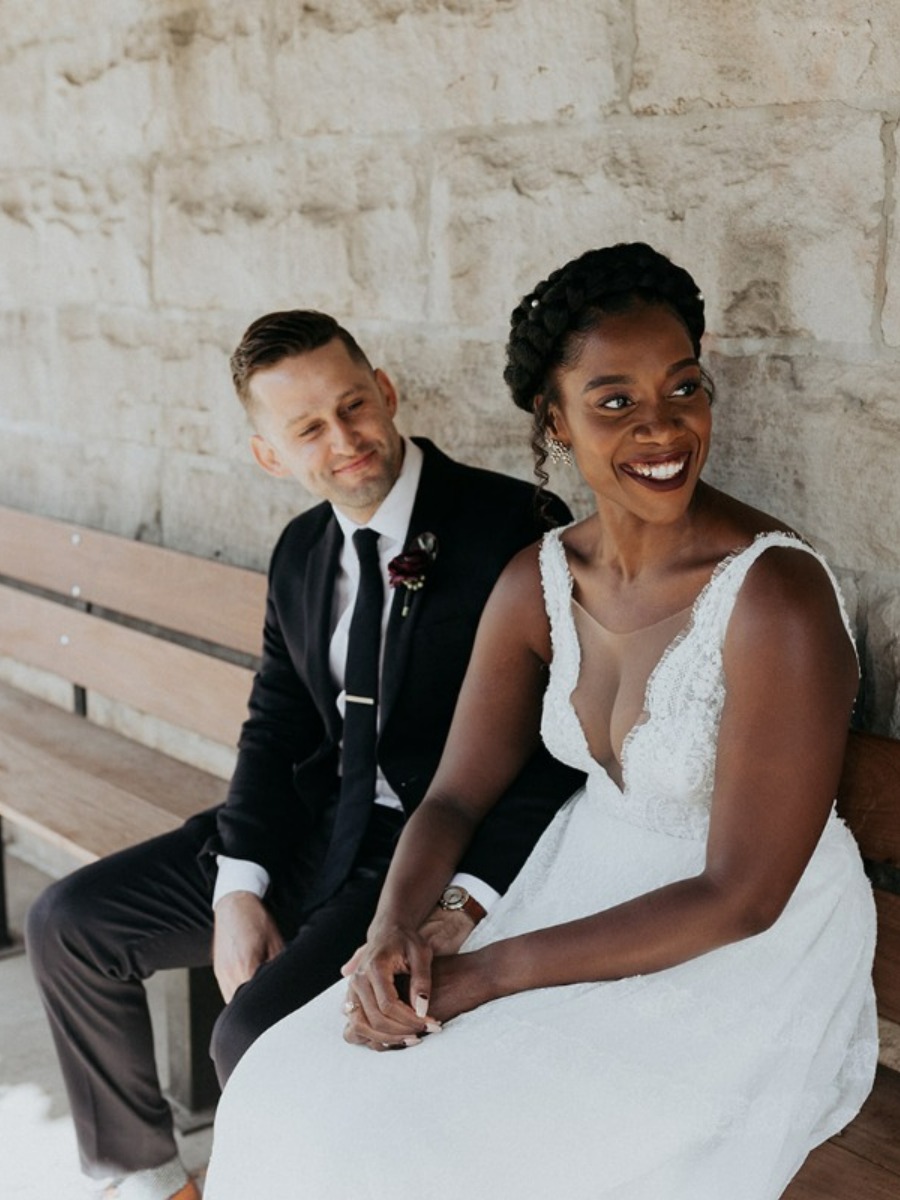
[169, 1183, 201, 1200]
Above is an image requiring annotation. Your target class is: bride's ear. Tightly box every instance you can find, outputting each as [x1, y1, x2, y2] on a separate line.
[545, 402, 571, 446]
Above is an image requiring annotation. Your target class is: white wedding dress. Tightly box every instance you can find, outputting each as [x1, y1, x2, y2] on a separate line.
[205, 531, 877, 1200]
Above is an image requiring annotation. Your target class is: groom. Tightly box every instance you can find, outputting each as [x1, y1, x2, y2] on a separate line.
[27, 309, 582, 1200]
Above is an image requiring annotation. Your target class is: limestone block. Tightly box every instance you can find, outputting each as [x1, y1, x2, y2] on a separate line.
[153, 144, 427, 317]
[49, 7, 270, 161]
[47, 29, 166, 163]
[384, 329, 595, 519]
[632, 0, 900, 112]
[0, 432, 162, 541]
[0, 42, 48, 169]
[272, 0, 619, 135]
[387, 331, 538, 479]
[435, 110, 882, 343]
[48, 308, 244, 459]
[53, 308, 169, 446]
[0, 309, 60, 424]
[160, 453, 312, 571]
[0, 0, 148, 46]
[702, 353, 900, 576]
[883, 123, 900, 348]
[0, 166, 150, 306]
[0, 175, 46, 306]
[162, 380, 248, 462]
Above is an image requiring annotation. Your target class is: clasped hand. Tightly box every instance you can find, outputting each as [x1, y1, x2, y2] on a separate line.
[341, 907, 484, 1051]
[213, 891, 285, 1004]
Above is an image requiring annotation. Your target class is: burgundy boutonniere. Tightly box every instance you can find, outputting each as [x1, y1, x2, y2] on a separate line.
[388, 532, 438, 617]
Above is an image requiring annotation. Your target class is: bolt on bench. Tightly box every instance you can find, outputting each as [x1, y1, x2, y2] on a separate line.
[0, 504, 266, 1127]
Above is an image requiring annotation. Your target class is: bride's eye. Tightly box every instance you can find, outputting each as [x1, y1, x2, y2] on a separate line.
[671, 380, 700, 398]
[600, 394, 632, 411]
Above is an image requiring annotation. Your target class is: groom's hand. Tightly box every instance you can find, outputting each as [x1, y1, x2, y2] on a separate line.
[213, 891, 285, 1004]
[418, 905, 478, 956]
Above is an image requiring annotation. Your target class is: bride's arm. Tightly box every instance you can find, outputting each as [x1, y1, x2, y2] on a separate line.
[343, 543, 554, 1043]
[421, 547, 859, 1024]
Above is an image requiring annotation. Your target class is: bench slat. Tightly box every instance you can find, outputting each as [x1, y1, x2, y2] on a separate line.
[0, 505, 266, 656]
[783, 1135, 900, 1198]
[835, 1065, 900, 1177]
[0, 687, 225, 862]
[783, 1067, 900, 1195]
[0, 730, 187, 863]
[0, 584, 253, 745]
[838, 731, 900, 867]
[0, 682, 227, 814]
[873, 890, 900, 1026]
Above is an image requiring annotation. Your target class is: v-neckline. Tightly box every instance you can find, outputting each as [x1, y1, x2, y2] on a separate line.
[571, 596, 693, 639]
[553, 532, 768, 793]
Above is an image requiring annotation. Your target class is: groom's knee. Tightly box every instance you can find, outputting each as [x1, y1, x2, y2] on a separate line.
[210, 984, 272, 1086]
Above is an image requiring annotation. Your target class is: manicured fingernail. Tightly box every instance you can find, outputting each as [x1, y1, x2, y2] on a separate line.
[403, 1036, 421, 1047]
[414, 994, 429, 1017]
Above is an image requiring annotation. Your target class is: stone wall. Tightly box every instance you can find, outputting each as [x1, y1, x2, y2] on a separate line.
[1, 0, 898, 734]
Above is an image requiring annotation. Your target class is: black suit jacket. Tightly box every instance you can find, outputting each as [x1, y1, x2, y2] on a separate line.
[210, 439, 583, 899]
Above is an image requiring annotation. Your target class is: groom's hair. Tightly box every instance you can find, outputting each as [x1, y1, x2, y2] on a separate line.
[230, 309, 373, 414]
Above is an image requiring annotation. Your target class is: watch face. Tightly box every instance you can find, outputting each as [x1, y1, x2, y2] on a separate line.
[441, 885, 468, 910]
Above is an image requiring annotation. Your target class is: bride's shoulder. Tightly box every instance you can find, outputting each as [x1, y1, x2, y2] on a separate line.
[490, 538, 547, 608]
[702, 484, 794, 550]
[725, 537, 855, 684]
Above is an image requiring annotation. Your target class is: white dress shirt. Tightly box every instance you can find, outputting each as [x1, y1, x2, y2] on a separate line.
[214, 438, 497, 915]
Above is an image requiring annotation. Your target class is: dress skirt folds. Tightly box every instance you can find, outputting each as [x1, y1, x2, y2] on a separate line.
[204, 532, 877, 1200]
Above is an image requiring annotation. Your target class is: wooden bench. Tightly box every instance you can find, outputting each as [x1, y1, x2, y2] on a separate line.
[1, 503, 899, 1183]
[0, 503, 267, 1126]
[784, 731, 900, 1196]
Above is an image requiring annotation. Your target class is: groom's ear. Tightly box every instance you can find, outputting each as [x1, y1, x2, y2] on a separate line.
[250, 434, 291, 478]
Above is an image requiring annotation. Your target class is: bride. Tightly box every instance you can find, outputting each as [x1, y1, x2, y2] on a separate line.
[205, 242, 876, 1199]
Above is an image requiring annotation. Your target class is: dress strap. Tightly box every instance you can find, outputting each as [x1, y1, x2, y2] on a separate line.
[539, 526, 577, 659]
[693, 531, 857, 662]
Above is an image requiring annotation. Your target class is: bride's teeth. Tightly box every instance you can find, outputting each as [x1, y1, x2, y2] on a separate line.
[630, 458, 686, 480]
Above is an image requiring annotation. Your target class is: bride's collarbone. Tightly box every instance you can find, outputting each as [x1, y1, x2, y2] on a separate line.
[569, 566, 707, 635]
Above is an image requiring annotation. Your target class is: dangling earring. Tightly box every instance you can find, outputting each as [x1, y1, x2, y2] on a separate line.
[546, 437, 573, 467]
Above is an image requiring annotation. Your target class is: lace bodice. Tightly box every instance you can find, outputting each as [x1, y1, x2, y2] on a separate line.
[539, 528, 855, 841]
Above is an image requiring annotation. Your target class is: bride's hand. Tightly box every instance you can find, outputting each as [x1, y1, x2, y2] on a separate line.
[425, 949, 497, 1024]
[340, 924, 442, 1051]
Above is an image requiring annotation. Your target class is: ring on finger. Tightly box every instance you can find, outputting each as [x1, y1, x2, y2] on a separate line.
[343, 1000, 360, 1015]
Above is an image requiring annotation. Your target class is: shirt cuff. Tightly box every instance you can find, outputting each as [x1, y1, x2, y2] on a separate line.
[213, 856, 271, 909]
[449, 872, 499, 915]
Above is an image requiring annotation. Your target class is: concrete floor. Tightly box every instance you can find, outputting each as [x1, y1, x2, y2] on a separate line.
[0, 849, 212, 1198]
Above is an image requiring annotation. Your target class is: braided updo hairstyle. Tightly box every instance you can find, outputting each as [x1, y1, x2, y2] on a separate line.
[503, 242, 707, 488]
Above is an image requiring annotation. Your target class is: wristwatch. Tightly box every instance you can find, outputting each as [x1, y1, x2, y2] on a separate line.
[438, 884, 487, 924]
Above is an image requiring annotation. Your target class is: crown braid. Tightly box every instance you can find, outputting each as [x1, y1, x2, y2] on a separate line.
[503, 243, 706, 486]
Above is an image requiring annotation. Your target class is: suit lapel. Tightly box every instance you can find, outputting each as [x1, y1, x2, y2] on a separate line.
[379, 441, 455, 721]
[303, 515, 344, 736]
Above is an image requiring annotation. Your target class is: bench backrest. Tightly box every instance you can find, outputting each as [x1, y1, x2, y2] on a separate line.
[1, 507, 898, 1022]
[0, 505, 267, 746]
[837, 731, 900, 1025]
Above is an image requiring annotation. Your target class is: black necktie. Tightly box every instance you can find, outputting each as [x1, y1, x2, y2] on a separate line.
[342, 527, 383, 797]
[310, 528, 384, 904]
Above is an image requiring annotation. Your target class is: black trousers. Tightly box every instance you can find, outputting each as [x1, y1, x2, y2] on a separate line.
[25, 806, 402, 1177]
